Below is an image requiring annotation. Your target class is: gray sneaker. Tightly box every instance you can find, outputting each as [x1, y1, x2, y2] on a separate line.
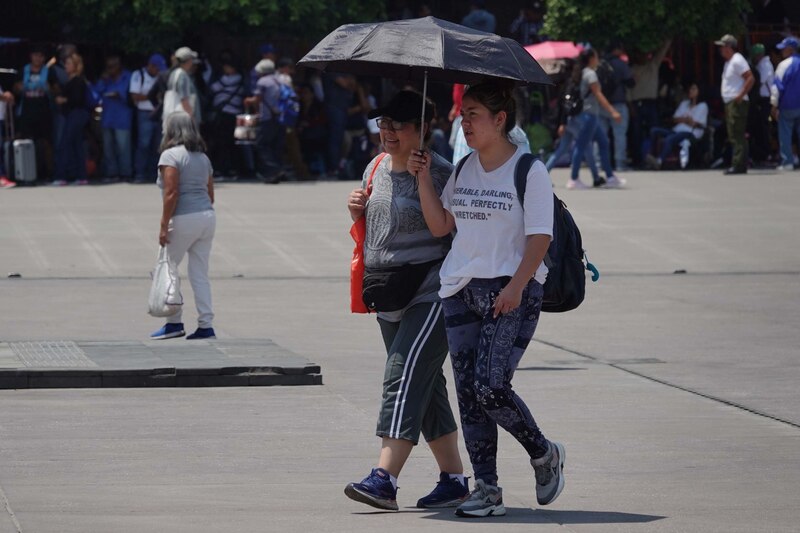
[454, 479, 506, 518]
[531, 441, 566, 505]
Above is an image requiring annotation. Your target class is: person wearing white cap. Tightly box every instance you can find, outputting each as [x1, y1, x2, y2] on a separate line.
[716, 34, 753, 175]
[162, 46, 200, 129]
[771, 36, 800, 171]
[244, 59, 284, 183]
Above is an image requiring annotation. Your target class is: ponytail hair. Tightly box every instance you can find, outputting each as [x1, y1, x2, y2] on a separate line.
[572, 48, 597, 85]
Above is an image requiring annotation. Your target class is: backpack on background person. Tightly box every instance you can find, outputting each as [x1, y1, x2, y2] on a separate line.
[596, 58, 618, 98]
[562, 81, 585, 117]
[276, 82, 300, 128]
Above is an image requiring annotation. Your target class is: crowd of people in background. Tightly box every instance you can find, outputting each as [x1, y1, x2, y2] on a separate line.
[0, 0, 798, 190]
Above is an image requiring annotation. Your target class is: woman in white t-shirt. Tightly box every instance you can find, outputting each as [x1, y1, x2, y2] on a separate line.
[410, 81, 565, 518]
[645, 82, 708, 169]
[150, 112, 216, 341]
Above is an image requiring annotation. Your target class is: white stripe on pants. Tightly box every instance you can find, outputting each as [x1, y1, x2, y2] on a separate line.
[165, 209, 216, 328]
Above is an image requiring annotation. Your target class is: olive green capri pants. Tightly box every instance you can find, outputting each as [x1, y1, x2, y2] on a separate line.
[376, 301, 458, 445]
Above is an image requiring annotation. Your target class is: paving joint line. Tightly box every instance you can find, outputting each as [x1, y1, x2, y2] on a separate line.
[3, 271, 799, 282]
[534, 339, 800, 431]
[0, 482, 22, 533]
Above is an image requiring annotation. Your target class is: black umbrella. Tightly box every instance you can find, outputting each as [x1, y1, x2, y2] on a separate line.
[298, 16, 551, 148]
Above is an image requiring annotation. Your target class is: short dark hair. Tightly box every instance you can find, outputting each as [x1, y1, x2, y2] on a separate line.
[608, 40, 624, 53]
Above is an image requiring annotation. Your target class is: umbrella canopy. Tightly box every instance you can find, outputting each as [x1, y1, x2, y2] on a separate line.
[525, 41, 583, 61]
[298, 16, 551, 87]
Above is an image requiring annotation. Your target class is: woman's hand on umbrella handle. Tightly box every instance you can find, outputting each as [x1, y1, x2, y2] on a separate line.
[408, 150, 432, 181]
[348, 188, 369, 221]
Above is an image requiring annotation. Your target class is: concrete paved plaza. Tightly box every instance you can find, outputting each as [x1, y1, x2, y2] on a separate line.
[0, 167, 798, 532]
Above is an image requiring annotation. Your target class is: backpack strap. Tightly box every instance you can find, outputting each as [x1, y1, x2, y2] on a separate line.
[366, 152, 388, 196]
[455, 151, 537, 206]
[513, 152, 536, 206]
[453, 151, 472, 183]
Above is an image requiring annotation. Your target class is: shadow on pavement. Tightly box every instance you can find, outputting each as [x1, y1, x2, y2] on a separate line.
[418, 508, 667, 524]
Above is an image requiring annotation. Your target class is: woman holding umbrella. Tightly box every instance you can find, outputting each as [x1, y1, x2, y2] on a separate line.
[344, 90, 469, 511]
[410, 80, 565, 517]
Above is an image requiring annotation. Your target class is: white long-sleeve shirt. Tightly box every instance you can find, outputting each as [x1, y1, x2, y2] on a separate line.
[757, 56, 775, 98]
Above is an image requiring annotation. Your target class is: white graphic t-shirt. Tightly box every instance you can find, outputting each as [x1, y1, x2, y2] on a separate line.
[439, 148, 554, 299]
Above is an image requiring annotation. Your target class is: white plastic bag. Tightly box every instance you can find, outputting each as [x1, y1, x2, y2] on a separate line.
[148, 246, 183, 317]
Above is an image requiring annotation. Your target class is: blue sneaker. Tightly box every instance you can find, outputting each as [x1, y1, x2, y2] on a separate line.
[417, 473, 470, 508]
[150, 323, 185, 340]
[344, 467, 398, 511]
[186, 327, 216, 340]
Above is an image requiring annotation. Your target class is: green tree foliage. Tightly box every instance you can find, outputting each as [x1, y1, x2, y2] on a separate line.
[33, 0, 385, 53]
[543, 0, 751, 53]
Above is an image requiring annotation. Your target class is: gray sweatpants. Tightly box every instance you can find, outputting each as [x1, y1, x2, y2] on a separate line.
[376, 301, 458, 445]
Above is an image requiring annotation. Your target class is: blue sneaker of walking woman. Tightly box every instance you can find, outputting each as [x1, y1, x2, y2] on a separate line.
[344, 468, 398, 511]
[416, 473, 470, 508]
[186, 327, 216, 340]
[150, 323, 185, 340]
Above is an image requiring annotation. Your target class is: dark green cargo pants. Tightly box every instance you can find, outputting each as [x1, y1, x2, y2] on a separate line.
[725, 100, 750, 171]
[376, 301, 458, 445]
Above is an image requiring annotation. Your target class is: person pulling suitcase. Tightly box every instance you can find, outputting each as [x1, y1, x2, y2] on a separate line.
[1, 88, 17, 188]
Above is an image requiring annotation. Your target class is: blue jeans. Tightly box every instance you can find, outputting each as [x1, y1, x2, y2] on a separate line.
[442, 277, 549, 486]
[599, 102, 629, 169]
[102, 127, 132, 178]
[632, 99, 659, 165]
[778, 108, 800, 167]
[52, 112, 66, 157]
[650, 127, 695, 161]
[54, 109, 89, 181]
[593, 121, 615, 177]
[134, 110, 161, 181]
[545, 118, 599, 174]
[570, 112, 600, 181]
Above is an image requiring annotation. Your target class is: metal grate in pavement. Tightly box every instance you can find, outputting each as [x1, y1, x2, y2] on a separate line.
[10, 341, 99, 368]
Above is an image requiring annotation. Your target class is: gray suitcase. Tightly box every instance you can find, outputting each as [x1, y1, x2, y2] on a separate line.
[13, 138, 36, 183]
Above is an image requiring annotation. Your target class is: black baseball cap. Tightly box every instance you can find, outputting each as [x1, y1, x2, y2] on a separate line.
[367, 90, 435, 123]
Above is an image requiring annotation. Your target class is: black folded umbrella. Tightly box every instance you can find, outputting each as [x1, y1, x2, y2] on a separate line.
[298, 16, 551, 148]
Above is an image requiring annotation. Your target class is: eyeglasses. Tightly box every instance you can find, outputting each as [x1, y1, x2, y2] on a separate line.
[375, 118, 416, 131]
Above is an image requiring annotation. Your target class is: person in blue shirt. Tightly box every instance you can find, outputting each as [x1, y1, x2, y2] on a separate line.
[771, 36, 800, 171]
[94, 55, 133, 182]
[461, 0, 496, 34]
[244, 59, 284, 183]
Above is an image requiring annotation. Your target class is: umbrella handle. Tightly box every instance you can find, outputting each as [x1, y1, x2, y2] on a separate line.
[419, 70, 428, 151]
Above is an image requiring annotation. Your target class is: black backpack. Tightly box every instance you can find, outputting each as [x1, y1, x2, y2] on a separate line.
[454, 152, 598, 312]
[596, 59, 618, 98]
[748, 60, 762, 100]
[562, 81, 584, 117]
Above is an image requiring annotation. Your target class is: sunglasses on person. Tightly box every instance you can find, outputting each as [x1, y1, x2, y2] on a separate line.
[375, 118, 418, 131]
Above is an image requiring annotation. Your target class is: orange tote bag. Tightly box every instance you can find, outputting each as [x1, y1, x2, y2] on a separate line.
[350, 153, 387, 313]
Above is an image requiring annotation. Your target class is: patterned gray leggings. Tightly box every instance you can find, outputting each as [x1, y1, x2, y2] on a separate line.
[442, 277, 550, 486]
